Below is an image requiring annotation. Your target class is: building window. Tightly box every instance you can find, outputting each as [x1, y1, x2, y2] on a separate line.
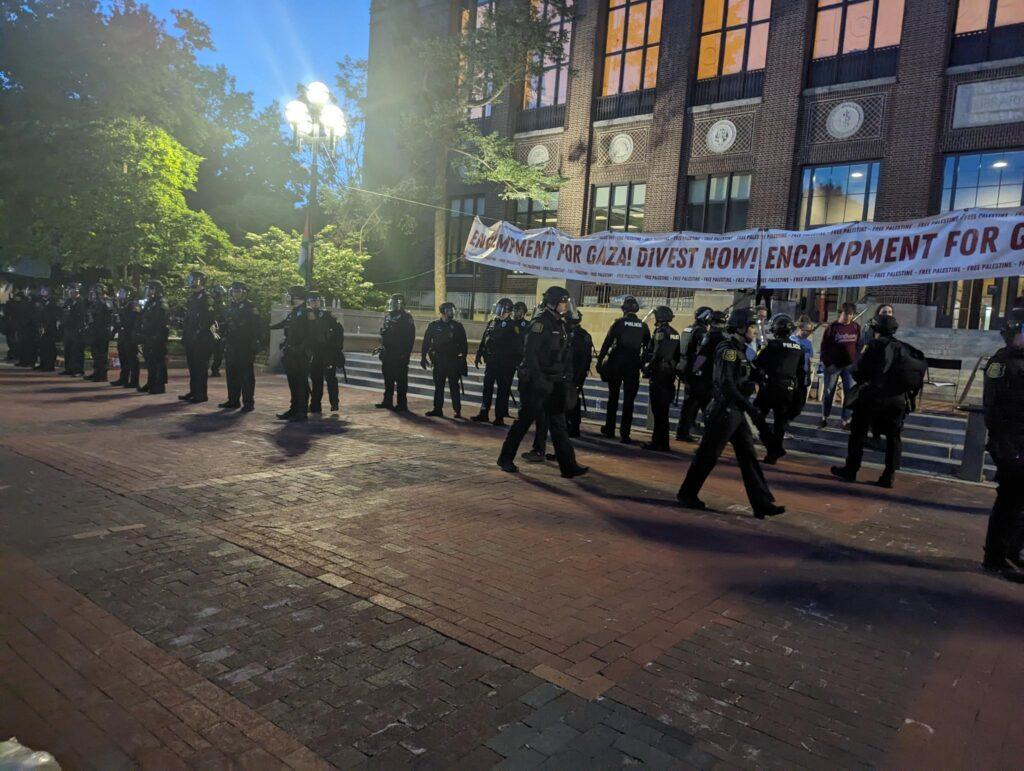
[447, 195, 485, 274]
[590, 183, 646, 233]
[951, 0, 1024, 66]
[798, 162, 880, 229]
[524, 1, 573, 111]
[515, 193, 560, 228]
[808, 0, 904, 87]
[462, 1, 495, 121]
[685, 173, 751, 233]
[600, 0, 663, 97]
[697, 0, 772, 80]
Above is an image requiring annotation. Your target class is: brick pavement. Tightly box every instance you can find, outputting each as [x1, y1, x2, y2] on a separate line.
[1, 364, 1022, 769]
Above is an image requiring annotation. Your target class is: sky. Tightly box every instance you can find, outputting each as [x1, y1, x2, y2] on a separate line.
[146, 0, 371, 109]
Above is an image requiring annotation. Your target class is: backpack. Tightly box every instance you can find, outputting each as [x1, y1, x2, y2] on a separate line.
[881, 339, 927, 401]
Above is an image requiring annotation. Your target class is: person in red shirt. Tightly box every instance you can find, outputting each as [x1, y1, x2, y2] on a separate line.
[818, 302, 861, 429]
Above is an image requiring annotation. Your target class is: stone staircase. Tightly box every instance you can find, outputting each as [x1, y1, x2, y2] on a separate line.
[341, 352, 995, 482]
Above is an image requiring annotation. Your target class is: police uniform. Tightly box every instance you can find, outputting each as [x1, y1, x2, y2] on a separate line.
[221, 297, 261, 409]
[675, 317, 710, 440]
[16, 294, 40, 367]
[982, 331, 1024, 571]
[422, 316, 468, 416]
[752, 335, 806, 463]
[112, 298, 141, 388]
[498, 303, 585, 477]
[378, 309, 416, 411]
[474, 316, 520, 423]
[309, 307, 344, 413]
[182, 289, 215, 401]
[61, 292, 86, 375]
[678, 319, 780, 518]
[271, 300, 316, 420]
[567, 319, 593, 438]
[643, 319, 681, 451]
[209, 291, 226, 377]
[139, 294, 170, 394]
[83, 292, 112, 381]
[598, 310, 651, 442]
[37, 296, 62, 371]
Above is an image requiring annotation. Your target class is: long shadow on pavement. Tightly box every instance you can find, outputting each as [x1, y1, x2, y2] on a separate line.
[164, 408, 249, 439]
[269, 417, 350, 460]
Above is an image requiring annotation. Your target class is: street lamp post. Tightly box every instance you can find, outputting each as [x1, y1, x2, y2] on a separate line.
[285, 82, 347, 288]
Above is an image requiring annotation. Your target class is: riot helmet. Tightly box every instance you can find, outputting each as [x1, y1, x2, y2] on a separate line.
[88, 283, 105, 302]
[287, 285, 307, 305]
[542, 285, 571, 309]
[653, 306, 674, 324]
[307, 290, 322, 309]
[727, 307, 756, 333]
[210, 284, 226, 301]
[567, 308, 583, 325]
[769, 314, 795, 338]
[1001, 305, 1024, 345]
[439, 301, 457, 320]
[492, 297, 514, 318]
[387, 293, 405, 313]
[186, 271, 206, 290]
[621, 295, 640, 314]
[870, 314, 899, 337]
[65, 282, 81, 299]
[145, 280, 164, 299]
[116, 287, 134, 303]
[513, 301, 529, 320]
[694, 306, 714, 325]
[709, 310, 728, 327]
[229, 281, 248, 302]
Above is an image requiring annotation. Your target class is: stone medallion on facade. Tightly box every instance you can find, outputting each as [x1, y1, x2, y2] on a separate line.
[706, 119, 738, 154]
[826, 101, 865, 140]
[608, 133, 635, 164]
[526, 144, 551, 167]
[515, 138, 559, 171]
[594, 126, 649, 167]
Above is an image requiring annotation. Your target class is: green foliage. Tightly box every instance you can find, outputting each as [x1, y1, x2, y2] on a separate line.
[456, 125, 561, 202]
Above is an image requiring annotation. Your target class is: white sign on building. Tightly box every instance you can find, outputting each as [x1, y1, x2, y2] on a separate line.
[953, 76, 1024, 129]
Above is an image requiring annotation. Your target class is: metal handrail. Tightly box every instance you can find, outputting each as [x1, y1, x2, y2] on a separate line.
[955, 354, 988, 411]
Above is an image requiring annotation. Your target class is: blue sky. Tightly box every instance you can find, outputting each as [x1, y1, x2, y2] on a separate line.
[146, 0, 371, 108]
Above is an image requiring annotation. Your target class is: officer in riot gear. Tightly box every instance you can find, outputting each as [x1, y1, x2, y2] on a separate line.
[497, 286, 587, 478]
[209, 284, 227, 377]
[642, 306, 681, 452]
[597, 295, 651, 443]
[14, 288, 40, 368]
[270, 285, 315, 421]
[678, 307, 784, 519]
[831, 314, 915, 489]
[376, 293, 416, 412]
[307, 291, 344, 413]
[752, 314, 807, 464]
[512, 301, 531, 359]
[179, 271, 215, 402]
[36, 286, 62, 372]
[472, 297, 519, 426]
[677, 308, 725, 441]
[111, 287, 142, 388]
[60, 283, 86, 376]
[83, 284, 112, 381]
[567, 309, 593, 438]
[138, 281, 170, 394]
[218, 282, 261, 411]
[421, 302, 468, 418]
[981, 305, 1024, 579]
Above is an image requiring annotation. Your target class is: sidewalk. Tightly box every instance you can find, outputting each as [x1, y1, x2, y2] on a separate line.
[1, 364, 1021, 769]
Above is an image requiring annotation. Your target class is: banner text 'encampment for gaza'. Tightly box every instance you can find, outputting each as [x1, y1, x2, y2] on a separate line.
[462, 208, 1024, 289]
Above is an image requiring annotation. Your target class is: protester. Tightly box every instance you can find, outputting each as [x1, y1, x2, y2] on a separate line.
[818, 302, 860, 429]
[791, 315, 814, 386]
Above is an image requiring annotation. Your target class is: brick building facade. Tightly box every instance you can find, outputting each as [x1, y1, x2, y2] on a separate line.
[366, 0, 1024, 329]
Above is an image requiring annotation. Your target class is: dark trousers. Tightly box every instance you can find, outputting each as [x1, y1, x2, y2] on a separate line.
[500, 383, 577, 475]
[114, 341, 139, 386]
[604, 364, 641, 438]
[225, 356, 255, 407]
[567, 382, 584, 437]
[845, 399, 905, 478]
[4, 332, 14, 360]
[480, 359, 515, 419]
[89, 339, 109, 380]
[283, 350, 309, 415]
[677, 381, 712, 437]
[16, 331, 37, 366]
[62, 333, 84, 374]
[38, 333, 58, 370]
[432, 362, 461, 414]
[381, 355, 409, 408]
[531, 409, 550, 454]
[309, 357, 339, 410]
[185, 340, 213, 399]
[211, 338, 224, 374]
[985, 464, 1024, 565]
[754, 386, 794, 457]
[679, 406, 774, 510]
[649, 377, 675, 447]
[144, 347, 167, 394]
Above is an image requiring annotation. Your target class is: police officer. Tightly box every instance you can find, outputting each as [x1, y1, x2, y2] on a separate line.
[10, 289, 35, 367]
[307, 291, 344, 414]
[472, 298, 519, 426]
[677, 309, 725, 441]
[566, 309, 593, 438]
[981, 305, 1024, 579]
[218, 281, 260, 411]
[138, 281, 170, 394]
[110, 287, 141, 389]
[270, 285, 315, 421]
[83, 284, 112, 382]
[830, 314, 913, 489]
[642, 306, 681, 452]
[421, 302, 468, 418]
[178, 271, 215, 402]
[753, 314, 807, 464]
[209, 284, 227, 377]
[497, 286, 588, 478]
[512, 301, 531, 360]
[677, 308, 784, 519]
[60, 283, 86, 376]
[597, 295, 651, 444]
[36, 286, 62, 372]
[376, 293, 416, 412]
